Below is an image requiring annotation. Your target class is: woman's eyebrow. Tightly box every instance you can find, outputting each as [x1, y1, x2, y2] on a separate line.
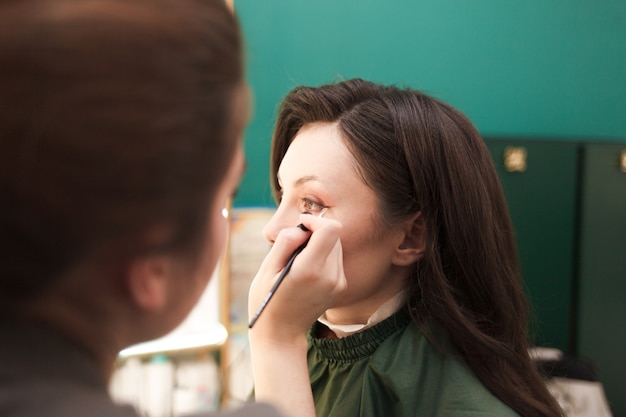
[294, 175, 320, 187]
[277, 174, 320, 188]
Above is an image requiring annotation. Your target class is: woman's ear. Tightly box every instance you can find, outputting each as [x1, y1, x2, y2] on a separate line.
[392, 212, 426, 266]
[126, 255, 173, 313]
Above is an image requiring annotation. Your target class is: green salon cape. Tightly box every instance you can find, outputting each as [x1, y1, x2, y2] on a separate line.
[307, 308, 520, 417]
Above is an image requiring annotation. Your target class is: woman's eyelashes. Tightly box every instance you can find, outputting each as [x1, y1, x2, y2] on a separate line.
[276, 187, 328, 214]
[300, 197, 327, 214]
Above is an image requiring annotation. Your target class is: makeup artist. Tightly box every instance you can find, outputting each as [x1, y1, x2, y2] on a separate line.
[0, 1, 344, 416]
[248, 79, 565, 417]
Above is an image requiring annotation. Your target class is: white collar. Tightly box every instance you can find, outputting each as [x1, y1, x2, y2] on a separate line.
[317, 290, 408, 338]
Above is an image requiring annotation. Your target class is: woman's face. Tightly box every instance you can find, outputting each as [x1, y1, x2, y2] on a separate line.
[263, 122, 410, 324]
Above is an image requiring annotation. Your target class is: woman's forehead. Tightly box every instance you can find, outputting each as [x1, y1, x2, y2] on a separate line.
[278, 123, 356, 185]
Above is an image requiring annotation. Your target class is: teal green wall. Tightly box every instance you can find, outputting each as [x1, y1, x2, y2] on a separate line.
[234, 0, 626, 207]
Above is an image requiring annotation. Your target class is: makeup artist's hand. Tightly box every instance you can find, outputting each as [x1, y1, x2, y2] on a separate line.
[248, 212, 346, 341]
[248, 212, 345, 417]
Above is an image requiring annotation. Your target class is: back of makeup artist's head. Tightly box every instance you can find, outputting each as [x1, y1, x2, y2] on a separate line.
[270, 78, 562, 417]
[0, 0, 244, 343]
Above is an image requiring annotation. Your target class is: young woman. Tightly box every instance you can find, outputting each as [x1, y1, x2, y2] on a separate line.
[249, 78, 564, 417]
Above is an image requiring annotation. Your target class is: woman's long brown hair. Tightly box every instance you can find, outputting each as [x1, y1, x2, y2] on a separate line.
[270, 78, 563, 417]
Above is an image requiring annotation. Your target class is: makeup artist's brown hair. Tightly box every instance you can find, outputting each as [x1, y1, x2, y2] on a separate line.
[270, 79, 563, 417]
[0, 0, 243, 307]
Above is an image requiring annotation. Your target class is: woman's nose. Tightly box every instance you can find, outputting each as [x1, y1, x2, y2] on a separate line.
[262, 207, 299, 244]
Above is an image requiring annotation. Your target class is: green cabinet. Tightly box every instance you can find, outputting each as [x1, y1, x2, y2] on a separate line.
[577, 144, 626, 416]
[486, 139, 626, 416]
[486, 139, 578, 352]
